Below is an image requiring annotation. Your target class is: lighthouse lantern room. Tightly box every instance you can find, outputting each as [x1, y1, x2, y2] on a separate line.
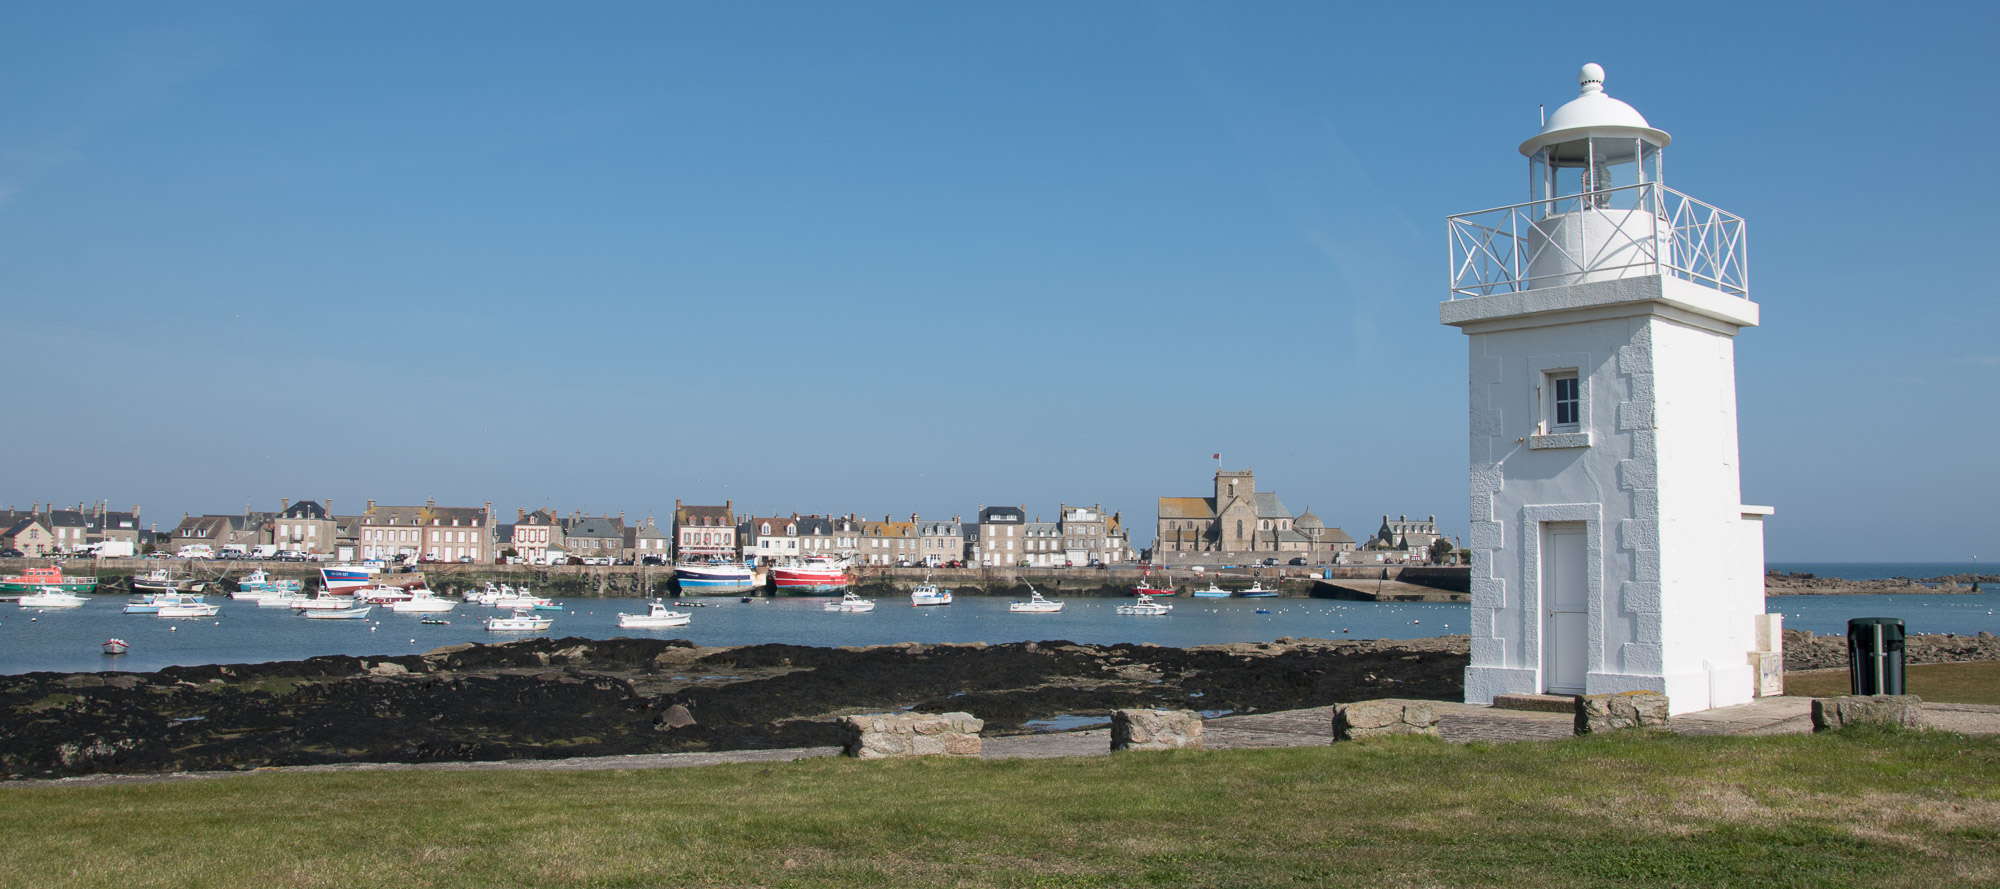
[1442, 65, 1777, 715]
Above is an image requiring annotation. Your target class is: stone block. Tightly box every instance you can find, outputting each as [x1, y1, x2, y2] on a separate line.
[839, 712, 984, 759]
[1747, 651, 1783, 697]
[1333, 699, 1442, 740]
[1110, 709, 1204, 751]
[1574, 691, 1669, 734]
[1811, 695, 1923, 732]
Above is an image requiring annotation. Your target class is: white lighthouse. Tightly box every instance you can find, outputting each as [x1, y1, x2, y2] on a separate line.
[1441, 64, 1777, 715]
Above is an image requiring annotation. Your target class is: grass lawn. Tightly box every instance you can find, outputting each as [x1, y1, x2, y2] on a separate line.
[2, 728, 1996, 888]
[1787, 661, 2000, 705]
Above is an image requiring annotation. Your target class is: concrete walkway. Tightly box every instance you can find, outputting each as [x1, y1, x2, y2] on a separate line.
[15, 697, 2000, 789]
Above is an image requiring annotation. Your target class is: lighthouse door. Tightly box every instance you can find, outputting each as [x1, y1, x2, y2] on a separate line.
[1540, 522, 1588, 694]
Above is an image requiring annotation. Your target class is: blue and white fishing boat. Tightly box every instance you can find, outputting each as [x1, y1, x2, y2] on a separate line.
[1191, 582, 1233, 599]
[674, 559, 757, 595]
[234, 569, 302, 598]
[320, 564, 381, 595]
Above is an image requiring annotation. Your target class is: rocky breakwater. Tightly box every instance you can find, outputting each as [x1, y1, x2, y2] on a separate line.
[0, 635, 1469, 779]
[1765, 571, 1995, 596]
[1783, 628, 2000, 671]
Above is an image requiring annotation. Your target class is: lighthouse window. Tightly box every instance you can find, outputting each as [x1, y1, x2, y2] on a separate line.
[1553, 375, 1580, 430]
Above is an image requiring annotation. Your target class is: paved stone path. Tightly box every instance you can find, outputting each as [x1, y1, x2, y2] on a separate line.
[16, 697, 2000, 788]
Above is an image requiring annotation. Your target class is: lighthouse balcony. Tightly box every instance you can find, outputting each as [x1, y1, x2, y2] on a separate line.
[1447, 183, 1746, 299]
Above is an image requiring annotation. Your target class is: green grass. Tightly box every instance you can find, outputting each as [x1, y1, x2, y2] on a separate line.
[2, 728, 1997, 888]
[1787, 662, 2000, 705]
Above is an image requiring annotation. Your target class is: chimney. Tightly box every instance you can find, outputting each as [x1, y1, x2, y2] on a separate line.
[368, 500, 376, 512]
[427, 497, 435, 508]
[518, 507, 526, 520]
[484, 500, 491, 519]
[911, 513, 918, 523]
[281, 498, 290, 512]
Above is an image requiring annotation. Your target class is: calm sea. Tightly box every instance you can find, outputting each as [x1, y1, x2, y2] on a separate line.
[3, 564, 1993, 676]
[1767, 561, 1989, 581]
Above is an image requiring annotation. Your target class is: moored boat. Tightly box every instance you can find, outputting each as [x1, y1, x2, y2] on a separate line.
[909, 578, 953, 606]
[157, 600, 222, 619]
[0, 565, 99, 595]
[1117, 599, 1173, 615]
[304, 605, 373, 620]
[386, 594, 456, 614]
[617, 600, 692, 628]
[771, 557, 851, 594]
[20, 587, 90, 608]
[319, 564, 382, 595]
[673, 559, 757, 595]
[1132, 580, 1176, 597]
[1008, 585, 1063, 613]
[485, 608, 553, 632]
[291, 594, 359, 611]
[131, 568, 195, 594]
[124, 591, 207, 614]
[1239, 583, 1278, 598]
[1191, 583, 1232, 599]
[234, 569, 302, 597]
[824, 591, 876, 613]
[102, 638, 129, 655]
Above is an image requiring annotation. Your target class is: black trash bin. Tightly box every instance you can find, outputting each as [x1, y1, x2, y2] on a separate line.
[1847, 617, 1906, 696]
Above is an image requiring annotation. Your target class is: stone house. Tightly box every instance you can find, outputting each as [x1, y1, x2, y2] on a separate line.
[917, 517, 963, 567]
[1022, 520, 1062, 568]
[1296, 511, 1357, 565]
[168, 514, 239, 554]
[739, 515, 801, 565]
[673, 500, 737, 561]
[272, 499, 339, 555]
[562, 514, 625, 560]
[360, 499, 496, 563]
[858, 516, 919, 566]
[2, 516, 55, 555]
[1057, 503, 1135, 565]
[43, 508, 91, 553]
[628, 516, 671, 562]
[793, 515, 861, 559]
[511, 509, 564, 563]
[975, 505, 1025, 566]
[86, 504, 143, 550]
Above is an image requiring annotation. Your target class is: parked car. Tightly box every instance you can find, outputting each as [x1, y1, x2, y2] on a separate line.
[0, 548, 21, 558]
[1259, 558, 1279, 566]
[641, 555, 665, 566]
[1288, 557, 1309, 566]
[458, 556, 474, 563]
[275, 549, 307, 562]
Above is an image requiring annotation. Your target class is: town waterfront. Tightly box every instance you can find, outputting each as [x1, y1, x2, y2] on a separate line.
[5, 584, 1996, 677]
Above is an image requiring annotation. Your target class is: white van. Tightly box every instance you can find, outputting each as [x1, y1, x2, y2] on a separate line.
[178, 544, 215, 559]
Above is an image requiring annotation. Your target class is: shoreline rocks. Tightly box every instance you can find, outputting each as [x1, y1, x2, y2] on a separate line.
[0, 635, 1470, 780]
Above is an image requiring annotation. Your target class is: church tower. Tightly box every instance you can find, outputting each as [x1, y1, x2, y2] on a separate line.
[1442, 65, 1776, 714]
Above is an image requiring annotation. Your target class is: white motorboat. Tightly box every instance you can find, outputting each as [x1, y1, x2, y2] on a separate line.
[1117, 599, 1173, 615]
[257, 591, 310, 608]
[387, 595, 456, 614]
[1008, 586, 1063, 613]
[124, 591, 206, 614]
[157, 601, 222, 619]
[909, 578, 953, 606]
[19, 588, 89, 608]
[1190, 583, 1233, 599]
[617, 601, 692, 629]
[824, 591, 875, 613]
[102, 638, 129, 655]
[304, 605, 373, 620]
[492, 586, 561, 611]
[291, 595, 359, 611]
[485, 609, 553, 632]
[356, 584, 417, 604]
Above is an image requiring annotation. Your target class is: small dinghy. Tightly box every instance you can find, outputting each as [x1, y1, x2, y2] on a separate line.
[102, 638, 129, 655]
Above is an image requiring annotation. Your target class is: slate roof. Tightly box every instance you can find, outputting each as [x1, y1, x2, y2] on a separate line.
[1252, 493, 1292, 520]
[495, 523, 516, 544]
[794, 516, 834, 537]
[1157, 497, 1216, 519]
[45, 510, 89, 529]
[676, 504, 733, 527]
[281, 500, 330, 520]
[919, 521, 962, 536]
[565, 516, 624, 540]
[978, 506, 1024, 524]
[1318, 527, 1356, 544]
[3, 517, 49, 538]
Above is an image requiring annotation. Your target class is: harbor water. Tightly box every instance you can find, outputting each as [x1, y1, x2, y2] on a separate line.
[3, 563, 1992, 676]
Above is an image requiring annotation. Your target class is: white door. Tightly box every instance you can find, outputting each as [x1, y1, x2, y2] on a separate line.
[1541, 522, 1588, 694]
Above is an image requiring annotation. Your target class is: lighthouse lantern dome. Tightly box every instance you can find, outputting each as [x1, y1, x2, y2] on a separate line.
[1521, 64, 1670, 208]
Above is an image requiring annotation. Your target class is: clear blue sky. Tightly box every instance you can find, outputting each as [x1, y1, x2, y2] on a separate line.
[3, 2, 1994, 561]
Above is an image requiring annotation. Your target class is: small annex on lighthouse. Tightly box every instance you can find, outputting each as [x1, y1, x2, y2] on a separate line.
[1441, 64, 1779, 715]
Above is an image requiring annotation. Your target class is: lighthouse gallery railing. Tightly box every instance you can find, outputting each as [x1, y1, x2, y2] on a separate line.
[1446, 183, 1747, 299]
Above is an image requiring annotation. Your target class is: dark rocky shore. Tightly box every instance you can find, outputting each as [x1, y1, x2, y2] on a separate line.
[0, 635, 1468, 780]
[1765, 571, 1996, 596]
